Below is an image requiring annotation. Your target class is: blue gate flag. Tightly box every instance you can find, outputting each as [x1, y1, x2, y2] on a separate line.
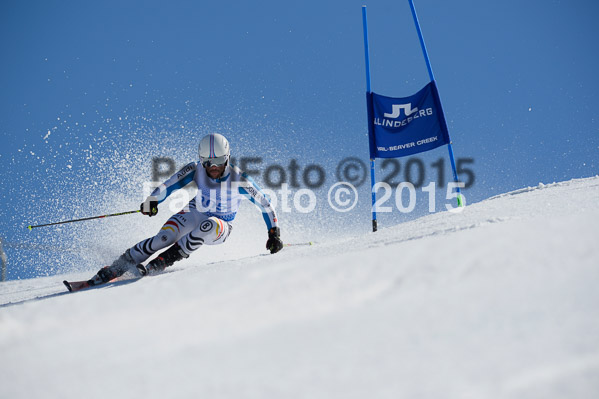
[367, 81, 450, 159]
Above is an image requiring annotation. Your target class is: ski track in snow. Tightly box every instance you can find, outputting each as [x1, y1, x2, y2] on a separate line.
[1, 177, 599, 399]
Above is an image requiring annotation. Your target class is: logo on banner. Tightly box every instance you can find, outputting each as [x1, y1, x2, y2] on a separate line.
[384, 103, 418, 118]
[374, 106, 433, 128]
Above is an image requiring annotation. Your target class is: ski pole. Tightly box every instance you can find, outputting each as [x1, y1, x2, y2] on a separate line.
[27, 210, 140, 230]
[284, 242, 314, 247]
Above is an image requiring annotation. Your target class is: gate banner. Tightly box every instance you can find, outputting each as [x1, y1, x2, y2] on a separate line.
[367, 80, 450, 159]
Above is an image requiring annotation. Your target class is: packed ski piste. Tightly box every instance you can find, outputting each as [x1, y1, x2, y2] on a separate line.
[63, 133, 284, 292]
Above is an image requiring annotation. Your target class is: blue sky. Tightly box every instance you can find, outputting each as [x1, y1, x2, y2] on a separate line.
[1, 0, 598, 279]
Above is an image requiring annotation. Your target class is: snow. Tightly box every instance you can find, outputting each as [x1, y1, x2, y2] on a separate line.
[1, 177, 599, 399]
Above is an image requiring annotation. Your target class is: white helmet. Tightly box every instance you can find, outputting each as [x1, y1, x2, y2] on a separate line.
[198, 133, 230, 167]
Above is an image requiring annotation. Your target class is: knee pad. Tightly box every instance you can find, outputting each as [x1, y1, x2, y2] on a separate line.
[157, 223, 180, 246]
[197, 217, 230, 243]
[179, 217, 231, 255]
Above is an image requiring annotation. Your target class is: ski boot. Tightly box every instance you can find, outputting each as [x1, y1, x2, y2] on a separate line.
[137, 243, 188, 276]
[94, 249, 137, 284]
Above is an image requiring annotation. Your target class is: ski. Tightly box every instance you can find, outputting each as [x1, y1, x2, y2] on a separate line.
[63, 264, 152, 292]
[63, 274, 113, 293]
[63, 265, 127, 292]
[63, 275, 141, 293]
[63, 279, 93, 292]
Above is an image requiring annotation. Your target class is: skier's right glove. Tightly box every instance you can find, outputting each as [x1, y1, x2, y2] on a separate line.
[140, 196, 158, 217]
[266, 227, 283, 254]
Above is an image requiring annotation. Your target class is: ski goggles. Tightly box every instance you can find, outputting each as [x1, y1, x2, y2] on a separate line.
[201, 155, 228, 168]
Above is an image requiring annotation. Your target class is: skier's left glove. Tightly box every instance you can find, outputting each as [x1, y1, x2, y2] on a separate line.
[140, 196, 158, 217]
[266, 227, 283, 254]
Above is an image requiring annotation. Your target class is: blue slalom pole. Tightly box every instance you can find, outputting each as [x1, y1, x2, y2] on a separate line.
[408, 0, 463, 206]
[408, 0, 435, 82]
[362, 5, 378, 232]
[362, 6, 372, 94]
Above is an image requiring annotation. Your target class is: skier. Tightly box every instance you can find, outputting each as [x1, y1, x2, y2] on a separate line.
[86, 133, 283, 286]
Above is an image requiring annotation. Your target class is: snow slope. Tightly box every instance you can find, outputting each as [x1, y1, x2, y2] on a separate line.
[1, 177, 599, 399]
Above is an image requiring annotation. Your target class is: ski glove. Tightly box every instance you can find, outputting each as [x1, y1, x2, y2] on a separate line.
[266, 227, 283, 254]
[140, 196, 159, 217]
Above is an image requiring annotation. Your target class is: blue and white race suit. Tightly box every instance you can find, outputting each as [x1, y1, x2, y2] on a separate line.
[129, 163, 278, 263]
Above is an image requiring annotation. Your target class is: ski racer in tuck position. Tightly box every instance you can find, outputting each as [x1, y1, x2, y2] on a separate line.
[88, 133, 283, 286]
